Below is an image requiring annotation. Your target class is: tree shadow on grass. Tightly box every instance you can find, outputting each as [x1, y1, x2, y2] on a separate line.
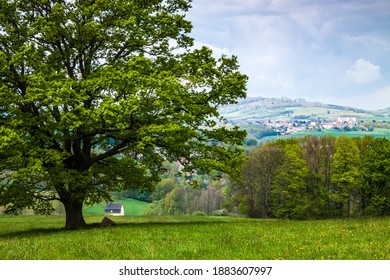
[0, 227, 66, 239]
[0, 217, 240, 239]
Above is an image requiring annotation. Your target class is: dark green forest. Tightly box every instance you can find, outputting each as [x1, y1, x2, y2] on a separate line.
[135, 135, 389, 219]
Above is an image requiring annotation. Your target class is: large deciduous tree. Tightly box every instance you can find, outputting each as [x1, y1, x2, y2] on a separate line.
[331, 136, 361, 217]
[272, 143, 309, 219]
[240, 143, 284, 218]
[0, 0, 247, 229]
[362, 137, 390, 215]
[301, 135, 336, 217]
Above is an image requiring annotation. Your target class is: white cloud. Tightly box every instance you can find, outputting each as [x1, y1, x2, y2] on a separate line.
[345, 59, 381, 84]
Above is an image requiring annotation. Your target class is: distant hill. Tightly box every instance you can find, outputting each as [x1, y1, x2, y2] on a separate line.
[376, 107, 390, 117]
[218, 97, 389, 121]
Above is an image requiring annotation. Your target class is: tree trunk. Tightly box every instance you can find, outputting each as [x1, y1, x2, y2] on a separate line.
[62, 196, 87, 230]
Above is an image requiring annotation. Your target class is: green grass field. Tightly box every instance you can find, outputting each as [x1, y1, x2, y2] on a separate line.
[0, 215, 388, 260]
[83, 198, 151, 216]
[293, 129, 390, 139]
[257, 129, 390, 144]
[290, 107, 376, 119]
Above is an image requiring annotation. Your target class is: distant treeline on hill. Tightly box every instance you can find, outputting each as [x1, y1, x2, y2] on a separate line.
[326, 104, 367, 113]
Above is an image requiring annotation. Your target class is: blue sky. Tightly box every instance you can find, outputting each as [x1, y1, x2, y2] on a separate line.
[186, 0, 390, 110]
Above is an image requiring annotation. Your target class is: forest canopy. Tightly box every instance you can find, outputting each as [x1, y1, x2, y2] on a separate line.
[237, 135, 390, 219]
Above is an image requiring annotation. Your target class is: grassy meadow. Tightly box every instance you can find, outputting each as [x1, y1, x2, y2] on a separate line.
[256, 128, 390, 145]
[292, 128, 390, 139]
[0, 215, 389, 260]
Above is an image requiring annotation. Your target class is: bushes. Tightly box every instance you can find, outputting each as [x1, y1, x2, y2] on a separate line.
[192, 210, 207, 216]
[212, 208, 228, 216]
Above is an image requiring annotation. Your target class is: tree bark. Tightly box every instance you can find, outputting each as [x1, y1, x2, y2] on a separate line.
[62, 196, 87, 230]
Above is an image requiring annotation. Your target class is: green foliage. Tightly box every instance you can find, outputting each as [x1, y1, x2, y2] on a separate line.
[238, 143, 284, 218]
[150, 177, 178, 201]
[116, 189, 152, 202]
[244, 138, 258, 146]
[145, 185, 228, 216]
[0, 0, 247, 228]
[240, 124, 279, 140]
[330, 136, 362, 217]
[272, 144, 310, 219]
[212, 208, 228, 216]
[362, 138, 390, 215]
[143, 166, 232, 216]
[192, 210, 207, 216]
[236, 135, 390, 219]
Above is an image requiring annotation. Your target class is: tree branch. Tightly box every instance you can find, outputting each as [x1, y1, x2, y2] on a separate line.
[90, 140, 130, 164]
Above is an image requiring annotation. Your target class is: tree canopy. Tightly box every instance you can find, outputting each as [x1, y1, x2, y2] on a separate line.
[0, 0, 247, 229]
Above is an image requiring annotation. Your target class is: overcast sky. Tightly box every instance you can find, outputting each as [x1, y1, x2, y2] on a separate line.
[186, 0, 390, 110]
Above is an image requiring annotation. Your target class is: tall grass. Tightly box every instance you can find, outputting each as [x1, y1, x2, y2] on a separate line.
[0, 215, 388, 260]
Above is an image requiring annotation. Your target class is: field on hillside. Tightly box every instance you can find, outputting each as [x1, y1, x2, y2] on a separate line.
[255, 129, 390, 145]
[292, 129, 390, 139]
[0, 215, 388, 260]
[83, 198, 150, 216]
[290, 107, 375, 119]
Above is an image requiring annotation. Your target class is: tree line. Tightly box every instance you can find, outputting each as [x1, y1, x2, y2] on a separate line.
[235, 135, 389, 219]
[128, 135, 389, 219]
[125, 163, 232, 216]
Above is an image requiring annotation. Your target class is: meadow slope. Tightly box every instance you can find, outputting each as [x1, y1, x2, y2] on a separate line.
[0, 215, 388, 260]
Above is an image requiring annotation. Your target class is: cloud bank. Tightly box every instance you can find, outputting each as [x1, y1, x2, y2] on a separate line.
[186, 0, 390, 110]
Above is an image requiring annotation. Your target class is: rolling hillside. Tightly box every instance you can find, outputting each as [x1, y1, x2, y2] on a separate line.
[218, 97, 390, 142]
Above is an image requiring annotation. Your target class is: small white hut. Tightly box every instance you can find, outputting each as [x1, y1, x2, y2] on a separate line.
[104, 203, 124, 216]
